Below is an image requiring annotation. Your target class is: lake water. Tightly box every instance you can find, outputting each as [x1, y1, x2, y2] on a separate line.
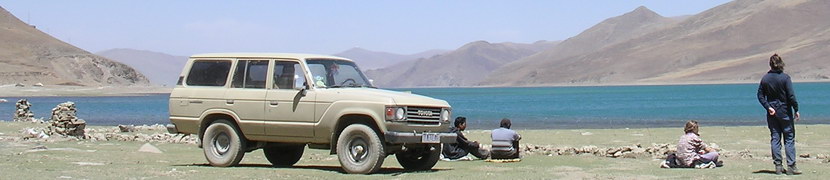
[1, 83, 828, 129]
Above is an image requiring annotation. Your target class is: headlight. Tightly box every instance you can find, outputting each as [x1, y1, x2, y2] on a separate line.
[396, 107, 406, 120]
[386, 106, 407, 121]
[440, 109, 450, 122]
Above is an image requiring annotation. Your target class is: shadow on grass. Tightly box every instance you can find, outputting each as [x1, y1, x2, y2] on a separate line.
[175, 163, 450, 176]
[752, 169, 779, 175]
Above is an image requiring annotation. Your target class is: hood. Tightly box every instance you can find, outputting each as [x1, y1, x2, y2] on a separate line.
[319, 88, 450, 107]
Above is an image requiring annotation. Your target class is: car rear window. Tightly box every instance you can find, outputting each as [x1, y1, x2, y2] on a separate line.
[231, 60, 269, 89]
[186, 60, 232, 86]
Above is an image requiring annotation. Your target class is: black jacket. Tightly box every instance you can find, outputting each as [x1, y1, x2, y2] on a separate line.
[757, 70, 799, 120]
[441, 127, 478, 159]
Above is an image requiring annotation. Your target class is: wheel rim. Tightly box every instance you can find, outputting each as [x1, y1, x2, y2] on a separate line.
[348, 136, 369, 163]
[213, 132, 231, 155]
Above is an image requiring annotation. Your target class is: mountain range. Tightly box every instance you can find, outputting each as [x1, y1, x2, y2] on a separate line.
[333, 48, 447, 70]
[97, 49, 188, 86]
[482, 0, 830, 86]
[365, 40, 558, 87]
[6, 0, 828, 88]
[0, 6, 147, 86]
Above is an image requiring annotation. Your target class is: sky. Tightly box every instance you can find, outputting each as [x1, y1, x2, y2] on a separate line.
[2, 0, 732, 56]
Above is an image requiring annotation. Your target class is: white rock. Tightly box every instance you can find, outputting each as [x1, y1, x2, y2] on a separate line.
[73, 162, 104, 166]
[581, 132, 593, 136]
[138, 143, 163, 153]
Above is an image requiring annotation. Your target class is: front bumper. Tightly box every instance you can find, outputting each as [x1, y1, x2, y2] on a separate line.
[384, 131, 457, 144]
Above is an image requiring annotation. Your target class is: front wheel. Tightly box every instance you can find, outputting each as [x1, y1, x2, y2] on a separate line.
[396, 144, 440, 171]
[337, 124, 385, 174]
[263, 144, 305, 167]
[202, 119, 246, 167]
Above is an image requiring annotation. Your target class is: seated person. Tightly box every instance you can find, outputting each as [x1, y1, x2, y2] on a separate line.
[662, 120, 721, 168]
[442, 117, 490, 160]
[491, 118, 521, 159]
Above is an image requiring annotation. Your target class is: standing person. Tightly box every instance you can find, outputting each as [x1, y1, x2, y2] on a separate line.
[442, 117, 490, 160]
[491, 118, 521, 159]
[757, 54, 801, 175]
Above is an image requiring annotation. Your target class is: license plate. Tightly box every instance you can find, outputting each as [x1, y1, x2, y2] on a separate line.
[421, 133, 440, 143]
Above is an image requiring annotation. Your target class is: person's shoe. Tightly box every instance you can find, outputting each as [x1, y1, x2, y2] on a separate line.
[775, 165, 784, 175]
[457, 156, 474, 161]
[695, 161, 715, 169]
[660, 160, 671, 168]
[787, 165, 801, 175]
[715, 160, 724, 167]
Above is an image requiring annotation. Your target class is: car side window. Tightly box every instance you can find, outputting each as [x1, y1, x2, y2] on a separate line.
[185, 60, 232, 86]
[231, 60, 269, 89]
[273, 61, 306, 90]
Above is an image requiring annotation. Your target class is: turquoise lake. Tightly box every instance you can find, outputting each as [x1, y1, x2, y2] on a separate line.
[2, 83, 828, 129]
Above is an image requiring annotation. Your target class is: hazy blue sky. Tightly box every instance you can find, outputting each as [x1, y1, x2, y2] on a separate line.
[3, 1, 731, 56]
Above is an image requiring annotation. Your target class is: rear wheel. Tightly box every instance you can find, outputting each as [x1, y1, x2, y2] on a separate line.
[396, 144, 440, 171]
[337, 124, 385, 174]
[263, 144, 305, 167]
[202, 119, 246, 167]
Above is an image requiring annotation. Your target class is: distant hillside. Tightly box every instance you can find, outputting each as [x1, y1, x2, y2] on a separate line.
[483, 0, 830, 86]
[98, 49, 187, 86]
[0, 6, 148, 86]
[365, 40, 558, 87]
[334, 48, 447, 70]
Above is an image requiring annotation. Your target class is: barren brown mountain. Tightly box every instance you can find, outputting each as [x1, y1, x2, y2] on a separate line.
[483, 0, 830, 86]
[0, 6, 147, 86]
[365, 40, 557, 87]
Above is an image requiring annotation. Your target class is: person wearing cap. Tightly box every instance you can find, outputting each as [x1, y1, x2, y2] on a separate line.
[490, 118, 521, 159]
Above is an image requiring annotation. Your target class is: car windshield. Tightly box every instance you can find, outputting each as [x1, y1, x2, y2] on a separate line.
[307, 59, 373, 88]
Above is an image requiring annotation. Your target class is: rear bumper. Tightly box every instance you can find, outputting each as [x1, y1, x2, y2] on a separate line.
[166, 124, 179, 134]
[384, 131, 456, 144]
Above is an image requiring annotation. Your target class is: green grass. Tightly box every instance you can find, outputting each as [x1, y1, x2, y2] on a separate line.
[1, 121, 828, 179]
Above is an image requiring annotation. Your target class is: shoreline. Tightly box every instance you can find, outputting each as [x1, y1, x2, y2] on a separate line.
[3, 80, 829, 97]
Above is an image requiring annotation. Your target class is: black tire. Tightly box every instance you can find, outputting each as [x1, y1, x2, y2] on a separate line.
[202, 119, 246, 167]
[263, 144, 305, 167]
[337, 124, 385, 174]
[396, 144, 440, 171]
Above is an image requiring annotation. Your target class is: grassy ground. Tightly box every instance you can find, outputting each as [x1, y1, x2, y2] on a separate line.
[1, 121, 827, 179]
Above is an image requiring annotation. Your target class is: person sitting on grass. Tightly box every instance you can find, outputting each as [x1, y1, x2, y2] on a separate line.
[491, 118, 521, 159]
[442, 117, 490, 160]
[662, 120, 721, 168]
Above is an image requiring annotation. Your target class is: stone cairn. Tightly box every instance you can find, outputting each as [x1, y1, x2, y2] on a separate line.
[48, 102, 86, 137]
[13, 99, 36, 122]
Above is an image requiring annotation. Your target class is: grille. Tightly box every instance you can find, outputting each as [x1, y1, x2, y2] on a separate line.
[405, 107, 442, 125]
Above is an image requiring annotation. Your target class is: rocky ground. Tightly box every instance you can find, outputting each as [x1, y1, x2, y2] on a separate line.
[1, 121, 828, 179]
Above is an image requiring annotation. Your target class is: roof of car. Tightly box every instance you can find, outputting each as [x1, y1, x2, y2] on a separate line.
[190, 53, 351, 61]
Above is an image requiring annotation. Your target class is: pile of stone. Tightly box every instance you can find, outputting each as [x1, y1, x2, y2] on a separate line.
[84, 132, 197, 144]
[48, 102, 86, 137]
[520, 143, 679, 159]
[83, 124, 197, 144]
[13, 99, 36, 122]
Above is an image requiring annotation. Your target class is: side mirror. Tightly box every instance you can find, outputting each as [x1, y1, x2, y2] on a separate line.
[298, 82, 309, 96]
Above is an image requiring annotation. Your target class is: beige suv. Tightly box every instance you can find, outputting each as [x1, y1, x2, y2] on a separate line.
[167, 53, 456, 174]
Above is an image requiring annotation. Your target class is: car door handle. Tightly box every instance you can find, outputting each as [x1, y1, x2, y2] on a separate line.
[269, 101, 279, 106]
[226, 100, 234, 105]
[189, 100, 203, 104]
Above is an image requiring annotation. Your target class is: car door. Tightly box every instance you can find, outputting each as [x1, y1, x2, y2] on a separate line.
[264, 60, 316, 137]
[223, 59, 270, 135]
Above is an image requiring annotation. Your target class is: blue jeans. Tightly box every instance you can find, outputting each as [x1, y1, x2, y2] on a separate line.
[767, 116, 796, 166]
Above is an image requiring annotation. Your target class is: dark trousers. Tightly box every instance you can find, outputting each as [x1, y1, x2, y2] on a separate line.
[491, 141, 520, 159]
[767, 116, 796, 166]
